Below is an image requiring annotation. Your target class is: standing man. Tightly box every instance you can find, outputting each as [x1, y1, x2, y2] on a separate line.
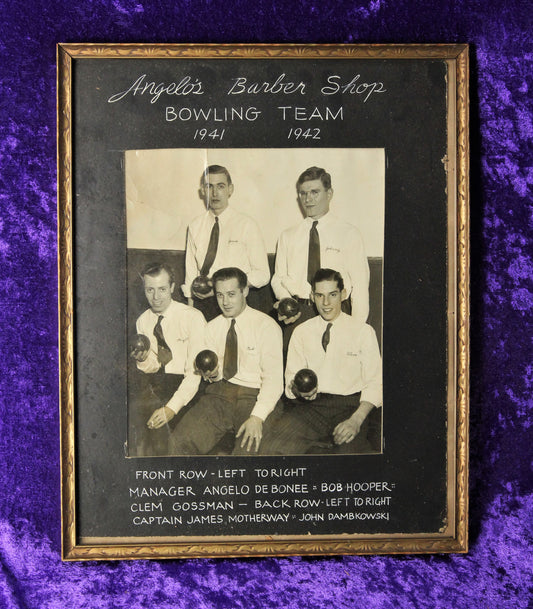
[170, 267, 283, 455]
[129, 262, 206, 456]
[182, 164, 270, 321]
[260, 268, 382, 455]
[271, 166, 370, 332]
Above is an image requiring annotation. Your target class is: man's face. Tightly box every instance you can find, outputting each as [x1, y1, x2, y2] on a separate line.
[214, 277, 248, 318]
[201, 172, 234, 215]
[298, 179, 333, 219]
[311, 279, 345, 322]
[143, 270, 175, 314]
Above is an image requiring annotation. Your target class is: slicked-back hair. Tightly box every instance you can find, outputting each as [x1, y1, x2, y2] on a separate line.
[296, 166, 332, 190]
[311, 268, 344, 292]
[202, 164, 232, 186]
[212, 267, 248, 290]
[140, 262, 175, 285]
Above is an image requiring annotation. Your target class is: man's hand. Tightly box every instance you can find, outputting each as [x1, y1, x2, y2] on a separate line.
[333, 416, 363, 445]
[147, 406, 175, 430]
[192, 282, 214, 300]
[290, 380, 317, 401]
[130, 347, 149, 362]
[273, 301, 301, 325]
[192, 288, 214, 300]
[236, 415, 263, 452]
[333, 401, 375, 445]
[195, 364, 220, 383]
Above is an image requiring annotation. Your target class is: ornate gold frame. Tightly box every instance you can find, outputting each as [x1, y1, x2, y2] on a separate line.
[58, 43, 469, 560]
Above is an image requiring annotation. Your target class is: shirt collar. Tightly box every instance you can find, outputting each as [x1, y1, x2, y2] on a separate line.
[149, 300, 175, 319]
[208, 206, 233, 224]
[318, 311, 343, 329]
[304, 211, 331, 226]
[224, 303, 248, 326]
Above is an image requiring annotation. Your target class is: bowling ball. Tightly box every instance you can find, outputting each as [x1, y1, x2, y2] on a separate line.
[294, 368, 318, 394]
[195, 349, 219, 373]
[192, 275, 212, 296]
[278, 297, 301, 318]
[130, 333, 150, 355]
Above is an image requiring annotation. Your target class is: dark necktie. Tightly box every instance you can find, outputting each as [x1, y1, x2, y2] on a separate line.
[322, 322, 332, 352]
[307, 220, 320, 284]
[153, 315, 173, 369]
[223, 318, 238, 380]
[200, 216, 219, 277]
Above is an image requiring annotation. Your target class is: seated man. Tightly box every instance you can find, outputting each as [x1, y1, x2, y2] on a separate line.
[129, 262, 206, 456]
[260, 268, 382, 455]
[169, 267, 283, 455]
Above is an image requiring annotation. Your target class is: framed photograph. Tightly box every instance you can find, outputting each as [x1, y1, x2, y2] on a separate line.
[58, 43, 469, 560]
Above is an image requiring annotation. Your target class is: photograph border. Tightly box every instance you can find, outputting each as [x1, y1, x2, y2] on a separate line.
[58, 43, 469, 560]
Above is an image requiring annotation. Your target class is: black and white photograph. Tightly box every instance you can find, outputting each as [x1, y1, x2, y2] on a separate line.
[126, 148, 384, 458]
[58, 43, 468, 559]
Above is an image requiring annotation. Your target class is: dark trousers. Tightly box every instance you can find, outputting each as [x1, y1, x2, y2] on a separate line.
[259, 391, 373, 455]
[169, 380, 261, 455]
[128, 371, 199, 457]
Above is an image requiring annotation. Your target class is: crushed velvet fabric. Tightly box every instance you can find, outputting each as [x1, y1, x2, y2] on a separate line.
[0, 1, 531, 607]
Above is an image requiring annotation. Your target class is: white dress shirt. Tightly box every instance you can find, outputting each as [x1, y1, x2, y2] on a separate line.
[271, 212, 370, 324]
[182, 207, 270, 297]
[206, 306, 283, 421]
[285, 312, 382, 407]
[136, 300, 206, 414]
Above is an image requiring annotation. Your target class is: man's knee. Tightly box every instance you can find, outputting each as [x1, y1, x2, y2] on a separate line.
[169, 404, 224, 455]
[169, 417, 204, 455]
[260, 423, 308, 455]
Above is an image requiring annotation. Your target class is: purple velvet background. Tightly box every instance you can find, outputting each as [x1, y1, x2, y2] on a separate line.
[1, 1, 532, 607]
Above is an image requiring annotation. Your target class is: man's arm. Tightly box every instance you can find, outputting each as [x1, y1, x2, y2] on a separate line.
[164, 310, 207, 415]
[347, 226, 370, 325]
[250, 320, 283, 419]
[333, 325, 382, 443]
[146, 406, 175, 429]
[238, 319, 283, 451]
[236, 415, 263, 453]
[147, 310, 207, 429]
[134, 316, 160, 374]
[333, 400, 375, 444]
[244, 218, 270, 289]
[271, 232, 295, 300]
[358, 324, 382, 408]
[133, 313, 164, 428]
[195, 318, 223, 383]
[181, 225, 198, 299]
[284, 326, 309, 399]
